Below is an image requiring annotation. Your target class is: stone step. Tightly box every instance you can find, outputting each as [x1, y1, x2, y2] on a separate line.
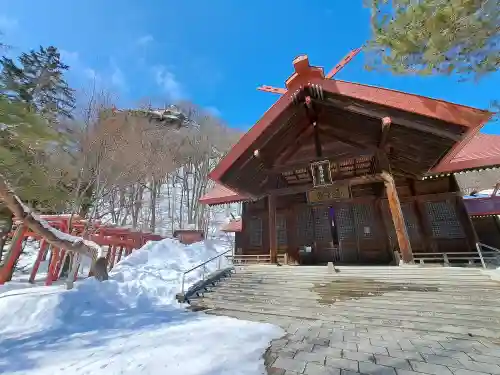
[196, 293, 500, 325]
[233, 274, 493, 282]
[220, 280, 500, 294]
[195, 302, 500, 338]
[204, 288, 500, 312]
[232, 266, 493, 275]
[212, 281, 500, 297]
[232, 270, 496, 281]
[234, 267, 488, 275]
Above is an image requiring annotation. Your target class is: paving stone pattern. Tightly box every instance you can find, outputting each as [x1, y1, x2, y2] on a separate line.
[198, 266, 500, 375]
[262, 318, 500, 375]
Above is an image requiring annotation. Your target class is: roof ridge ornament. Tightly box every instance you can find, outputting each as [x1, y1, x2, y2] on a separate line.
[257, 48, 362, 95]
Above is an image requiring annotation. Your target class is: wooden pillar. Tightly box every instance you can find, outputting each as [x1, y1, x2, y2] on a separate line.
[382, 171, 414, 264]
[268, 195, 278, 263]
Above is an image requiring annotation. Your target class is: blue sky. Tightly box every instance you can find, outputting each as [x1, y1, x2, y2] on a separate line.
[1, 0, 499, 133]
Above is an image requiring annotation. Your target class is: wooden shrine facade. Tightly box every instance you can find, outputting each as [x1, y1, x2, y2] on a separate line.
[200, 53, 494, 265]
[235, 174, 475, 265]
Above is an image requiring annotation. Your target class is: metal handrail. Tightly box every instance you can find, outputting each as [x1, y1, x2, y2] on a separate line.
[476, 242, 500, 269]
[180, 249, 232, 295]
[478, 242, 500, 253]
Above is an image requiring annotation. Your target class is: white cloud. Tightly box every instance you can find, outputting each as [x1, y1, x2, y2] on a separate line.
[137, 35, 154, 46]
[0, 15, 18, 31]
[153, 65, 184, 100]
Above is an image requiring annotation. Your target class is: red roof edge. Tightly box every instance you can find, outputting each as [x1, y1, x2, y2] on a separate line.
[209, 74, 492, 185]
[220, 219, 242, 232]
[199, 183, 249, 206]
[432, 133, 500, 173]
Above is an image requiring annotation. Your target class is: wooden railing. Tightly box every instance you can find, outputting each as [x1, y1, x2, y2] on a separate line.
[412, 249, 500, 268]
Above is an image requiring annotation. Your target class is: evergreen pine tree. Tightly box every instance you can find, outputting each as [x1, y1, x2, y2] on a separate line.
[364, 0, 500, 79]
[0, 45, 76, 119]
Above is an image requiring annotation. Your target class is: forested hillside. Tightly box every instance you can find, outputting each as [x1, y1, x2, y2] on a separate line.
[0, 37, 242, 257]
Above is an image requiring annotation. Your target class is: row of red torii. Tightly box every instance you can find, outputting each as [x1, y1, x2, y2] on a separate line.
[0, 214, 164, 286]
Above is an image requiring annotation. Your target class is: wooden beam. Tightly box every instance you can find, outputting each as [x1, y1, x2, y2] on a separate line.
[267, 174, 384, 197]
[268, 195, 278, 263]
[379, 117, 392, 149]
[274, 125, 315, 166]
[381, 171, 414, 264]
[320, 128, 377, 151]
[269, 153, 375, 174]
[324, 98, 463, 141]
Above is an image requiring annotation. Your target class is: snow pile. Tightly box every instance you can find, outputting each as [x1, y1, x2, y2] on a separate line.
[72, 237, 232, 309]
[0, 238, 283, 375]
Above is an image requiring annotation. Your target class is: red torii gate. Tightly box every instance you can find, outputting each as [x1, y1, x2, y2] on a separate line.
[0, 214, 164, 286]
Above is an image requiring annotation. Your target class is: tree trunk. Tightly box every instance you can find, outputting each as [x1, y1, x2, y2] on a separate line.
[79, 180, 95, 218]
[0, 174, 108, 282]
[150, 178, 158, 233]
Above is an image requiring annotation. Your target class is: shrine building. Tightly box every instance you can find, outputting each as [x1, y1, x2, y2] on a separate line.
[200, 53, 497, 265]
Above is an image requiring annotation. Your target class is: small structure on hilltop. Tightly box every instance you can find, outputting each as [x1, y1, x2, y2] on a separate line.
[110, 105, 190, 129]
[199, 49, 496, 267]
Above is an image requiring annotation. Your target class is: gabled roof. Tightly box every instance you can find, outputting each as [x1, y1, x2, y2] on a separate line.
[199, 183, 249, 206]
[209, 60, 492, 184]
[432, 133, 500, 173]
[201, 132, 500, 206]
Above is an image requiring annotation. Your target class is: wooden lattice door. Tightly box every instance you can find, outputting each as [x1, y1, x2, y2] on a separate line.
[382, 200, 425, 253]
[296, 206, 314, 247]
[276, 213, 287, 255]
[332, 203, 358, 263]
[352, 201, 388, 262]
[312, 206, 334, 263]
[422, 197, 468, 252]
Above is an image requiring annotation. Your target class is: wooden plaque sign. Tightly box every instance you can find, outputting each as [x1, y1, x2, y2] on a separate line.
[307, 184, 350, 203]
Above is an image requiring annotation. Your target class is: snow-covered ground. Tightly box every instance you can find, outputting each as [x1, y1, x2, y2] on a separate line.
[0, 238, 283, 375]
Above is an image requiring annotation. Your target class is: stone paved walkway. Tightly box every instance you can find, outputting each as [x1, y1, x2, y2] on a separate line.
[200, 266, 500, 375]
[261, 317, 500, 375]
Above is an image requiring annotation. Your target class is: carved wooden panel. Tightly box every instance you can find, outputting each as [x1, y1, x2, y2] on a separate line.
[248, 216, 263, 247]
[425, 200, 465, 239]
[296, 207, 314, 246]
[307, 184, 350, 203]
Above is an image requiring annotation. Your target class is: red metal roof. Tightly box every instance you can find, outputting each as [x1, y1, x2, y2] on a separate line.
[432, 133, 500, 173]
[220, 219, 242, 232]
[209, 56, 492, 184]
[199, 183, 249, 205]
